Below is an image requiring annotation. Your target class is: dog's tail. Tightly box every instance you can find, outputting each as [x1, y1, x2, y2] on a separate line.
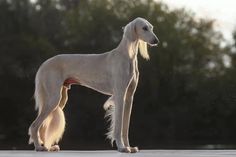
[104, 96, 115, 146]
[34, 70, 44, 113]
[40, 107, 65, 149]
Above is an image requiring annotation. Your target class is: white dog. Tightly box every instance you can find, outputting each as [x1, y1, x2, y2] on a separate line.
[28, 17, 159, 153]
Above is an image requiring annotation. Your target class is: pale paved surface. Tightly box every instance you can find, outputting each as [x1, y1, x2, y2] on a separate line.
[1, 150, 236, 157]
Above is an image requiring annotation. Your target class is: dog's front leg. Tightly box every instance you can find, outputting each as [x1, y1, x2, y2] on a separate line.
[122, 77, 139, 153]
[113, 84, 131, 153]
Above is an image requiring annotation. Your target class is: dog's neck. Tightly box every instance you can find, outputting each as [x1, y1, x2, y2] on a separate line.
[117, 36, 139, 60]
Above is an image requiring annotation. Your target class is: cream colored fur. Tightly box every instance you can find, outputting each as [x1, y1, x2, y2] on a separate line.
[28, 17, 159, 153]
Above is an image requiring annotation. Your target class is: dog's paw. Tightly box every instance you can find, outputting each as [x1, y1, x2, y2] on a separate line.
[49, 145, 60, 151]
[35, 145, 48, 151]
[129, 146, 139, 153]
[118, 147, 131, 153]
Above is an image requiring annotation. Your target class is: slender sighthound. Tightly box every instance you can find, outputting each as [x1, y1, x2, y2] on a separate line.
[28, 17, 159, 153]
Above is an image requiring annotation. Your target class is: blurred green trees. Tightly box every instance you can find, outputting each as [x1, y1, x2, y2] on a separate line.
[0, 0, 236, 149]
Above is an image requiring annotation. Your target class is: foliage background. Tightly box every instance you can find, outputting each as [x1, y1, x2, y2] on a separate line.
[0, 0, 236, 150]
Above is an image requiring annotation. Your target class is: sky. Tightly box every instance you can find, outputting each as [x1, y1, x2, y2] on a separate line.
[159, 0, 236, 42]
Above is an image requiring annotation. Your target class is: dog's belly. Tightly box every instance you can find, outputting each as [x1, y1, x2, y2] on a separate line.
[82, 82, 113, 95]
[63, 77, 112, 95]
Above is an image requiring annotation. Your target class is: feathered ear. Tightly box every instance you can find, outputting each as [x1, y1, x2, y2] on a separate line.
[123, 21, 137, 41]
[139, 40, 149, 60]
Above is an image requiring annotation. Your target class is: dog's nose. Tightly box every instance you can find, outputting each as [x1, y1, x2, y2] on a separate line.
[152, 37, 159, 45]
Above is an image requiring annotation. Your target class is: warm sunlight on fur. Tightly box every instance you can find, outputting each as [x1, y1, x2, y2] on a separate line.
[28, 17, 158, 153]
[139, 40, 149, 60]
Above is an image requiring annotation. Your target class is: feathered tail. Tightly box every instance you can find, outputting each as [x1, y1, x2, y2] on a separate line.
[104, 96, 115, 146]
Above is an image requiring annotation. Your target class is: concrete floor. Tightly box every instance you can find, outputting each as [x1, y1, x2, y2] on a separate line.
[1, 150, 236, 157]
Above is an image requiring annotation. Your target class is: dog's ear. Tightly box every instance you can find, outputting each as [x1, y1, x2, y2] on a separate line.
[124, 21, 137, 41]
[130, 21, 137, 40]
[139, 40, 149, 60]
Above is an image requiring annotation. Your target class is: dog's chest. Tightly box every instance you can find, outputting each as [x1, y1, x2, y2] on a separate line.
[129, 58, 138, 76]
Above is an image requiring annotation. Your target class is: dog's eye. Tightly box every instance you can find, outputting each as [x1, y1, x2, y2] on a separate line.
[143, 26, 148, 31]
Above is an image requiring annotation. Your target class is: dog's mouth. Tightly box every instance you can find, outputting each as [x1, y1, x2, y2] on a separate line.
[148, 43, 158, 47]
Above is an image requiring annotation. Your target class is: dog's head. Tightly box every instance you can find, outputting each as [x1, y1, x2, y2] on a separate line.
[124, 17, 159, 46]
[124, 17, 159, 59]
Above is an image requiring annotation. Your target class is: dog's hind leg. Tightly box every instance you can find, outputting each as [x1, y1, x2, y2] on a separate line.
[43, 107, 65, 151]
[29, 83, 63, 151]
[59, 86, 68, 110]
[43, 86, 68, 151]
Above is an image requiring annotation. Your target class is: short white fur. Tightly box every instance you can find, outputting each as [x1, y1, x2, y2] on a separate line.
[28, 17, 158, 153]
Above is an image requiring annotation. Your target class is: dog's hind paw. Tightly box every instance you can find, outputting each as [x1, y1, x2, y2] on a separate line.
[50, 145, 60, 151]
[129, 146, 139, 153]
[35, 145, 48, 151]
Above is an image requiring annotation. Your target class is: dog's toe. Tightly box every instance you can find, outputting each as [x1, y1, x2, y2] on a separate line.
[50, 145, 60, 151]
[130, 146, 139, 153]
[35, 145, 48, 151]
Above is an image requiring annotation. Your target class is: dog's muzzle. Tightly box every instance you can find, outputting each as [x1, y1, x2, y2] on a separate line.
[150, 37, 159, 46]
